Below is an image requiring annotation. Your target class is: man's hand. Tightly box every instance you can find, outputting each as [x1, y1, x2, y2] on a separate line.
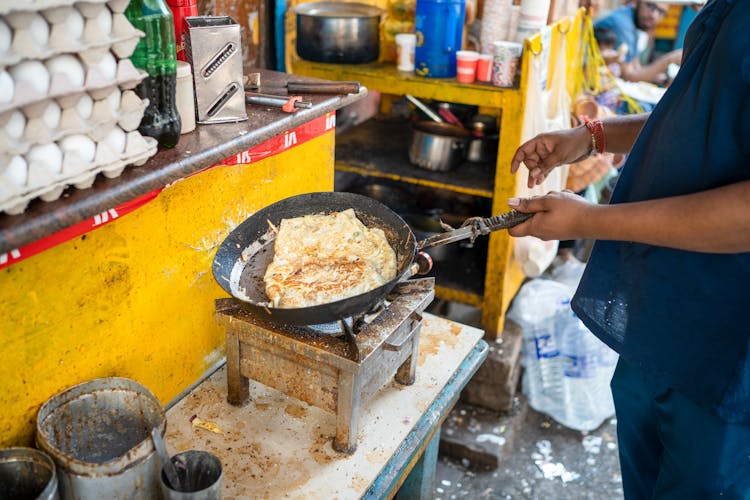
[511, 126, 592, 189]
[507, 191, 594, 241]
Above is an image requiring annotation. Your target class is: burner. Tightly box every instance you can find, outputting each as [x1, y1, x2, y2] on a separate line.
[215, 278, 435, 453]
[307, 319, 349, 335]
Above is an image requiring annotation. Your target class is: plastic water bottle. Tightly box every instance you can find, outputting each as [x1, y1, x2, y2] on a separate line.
[125, 0, 181, 148]
[523, 314, 566, 414]
[509, 279, 571, 418]
[559, 309, 617, 431]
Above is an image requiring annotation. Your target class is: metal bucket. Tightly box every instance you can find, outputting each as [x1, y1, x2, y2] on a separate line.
[36, 377, 166, 499]
[160, 450, 223, 500]
[0, 447, 59, 500]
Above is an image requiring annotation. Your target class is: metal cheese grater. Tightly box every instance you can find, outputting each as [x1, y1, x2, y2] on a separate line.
[184, 16, 248, 124]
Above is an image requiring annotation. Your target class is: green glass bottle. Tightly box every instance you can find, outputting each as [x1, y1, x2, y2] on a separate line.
[125, 0, 181, 148]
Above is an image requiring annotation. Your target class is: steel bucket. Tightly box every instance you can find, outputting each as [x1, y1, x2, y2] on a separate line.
[0, 447, 59, 500]
[36, 377, 166, 499]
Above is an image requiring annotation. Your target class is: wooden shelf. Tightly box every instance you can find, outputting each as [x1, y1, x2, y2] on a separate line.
[335, 118, 495, 198]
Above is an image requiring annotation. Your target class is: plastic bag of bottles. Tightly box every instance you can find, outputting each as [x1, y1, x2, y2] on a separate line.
[508, 268, 618, 431]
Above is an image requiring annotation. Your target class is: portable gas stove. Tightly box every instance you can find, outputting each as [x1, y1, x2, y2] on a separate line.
[215, 278, 435, 453]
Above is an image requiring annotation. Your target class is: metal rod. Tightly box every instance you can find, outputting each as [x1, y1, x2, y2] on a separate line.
[245, 93, 313, 109]
[405, 94, 443, 123]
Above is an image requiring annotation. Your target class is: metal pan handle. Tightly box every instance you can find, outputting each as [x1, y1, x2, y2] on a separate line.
[417, 210, 533, 249]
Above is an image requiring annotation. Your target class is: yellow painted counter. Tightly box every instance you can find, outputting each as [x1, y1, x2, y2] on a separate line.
[0, 70, 365, 447]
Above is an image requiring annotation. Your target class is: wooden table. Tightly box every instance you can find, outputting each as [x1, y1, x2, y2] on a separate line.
[164, 313, 488, 499]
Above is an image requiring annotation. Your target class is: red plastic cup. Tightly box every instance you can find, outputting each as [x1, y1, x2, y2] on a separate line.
[456, 50, 479, 83]
[476, 54, 493, 82]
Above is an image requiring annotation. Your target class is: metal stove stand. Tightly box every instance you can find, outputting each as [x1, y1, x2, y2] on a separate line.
[215, 278, 435, 453]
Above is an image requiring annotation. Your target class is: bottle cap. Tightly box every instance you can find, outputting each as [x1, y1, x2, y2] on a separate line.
[176, 61, 192, 78]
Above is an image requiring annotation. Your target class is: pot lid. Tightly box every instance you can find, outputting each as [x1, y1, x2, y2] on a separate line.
[413, 121, 471, 138]
[294, 2, 384, 18]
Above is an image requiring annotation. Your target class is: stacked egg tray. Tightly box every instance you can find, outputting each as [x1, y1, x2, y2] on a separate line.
[0, 0, 158, 215]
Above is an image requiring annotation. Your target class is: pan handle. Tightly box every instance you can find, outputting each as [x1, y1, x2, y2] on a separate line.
[418, 210, 533, 249]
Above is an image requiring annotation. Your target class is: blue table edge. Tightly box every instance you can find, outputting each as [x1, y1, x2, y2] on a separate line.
[364, 338, 490, 498]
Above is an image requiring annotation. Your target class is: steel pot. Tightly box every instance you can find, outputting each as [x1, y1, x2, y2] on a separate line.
[408, 121, 471, 171]
[465, 114, 499, 163]
[295, 2, 383, 63]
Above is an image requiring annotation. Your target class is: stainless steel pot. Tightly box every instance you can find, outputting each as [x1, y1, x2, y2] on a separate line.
[295, 2, 383, 63]
[465, 114, 499, 163]
[408, 121, 471, 171]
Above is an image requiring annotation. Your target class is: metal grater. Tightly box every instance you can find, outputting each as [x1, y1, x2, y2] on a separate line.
[184, 16, 247, 124]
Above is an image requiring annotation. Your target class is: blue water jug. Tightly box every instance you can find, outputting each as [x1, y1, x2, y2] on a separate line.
[414, 0, 466, 78]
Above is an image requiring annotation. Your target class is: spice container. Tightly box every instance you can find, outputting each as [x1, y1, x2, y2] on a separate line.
[175, 60, 195, 133]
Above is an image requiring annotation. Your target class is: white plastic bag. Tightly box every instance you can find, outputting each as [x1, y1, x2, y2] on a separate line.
[509, 266, 618, 431]
[514, 33, 571, 277]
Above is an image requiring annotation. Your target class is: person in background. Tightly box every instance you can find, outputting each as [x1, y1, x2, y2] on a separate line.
[594, 0, 682, 84]
[508, 0, 750, 497]
[594, 26, 626, 77]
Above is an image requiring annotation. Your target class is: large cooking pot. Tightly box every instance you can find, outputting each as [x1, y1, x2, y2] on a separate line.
[295, 2, 383, 63]
[408, 121, 471, 171]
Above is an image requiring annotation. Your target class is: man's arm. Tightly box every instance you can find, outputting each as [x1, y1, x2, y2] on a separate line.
[510, 113, 649, 187]
[509, 180, 750, 254]
[619, 49, 682, 83]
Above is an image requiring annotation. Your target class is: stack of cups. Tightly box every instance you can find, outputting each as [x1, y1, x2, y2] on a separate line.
[492, 40, 522, 87]
[476, 54, 493, 82]
[515, 0, 550, 43]
[456, 50, 479, 83]
[479, 0, 513, 54]
[395, 33, 417, 73]
[507, 4, 521, 42]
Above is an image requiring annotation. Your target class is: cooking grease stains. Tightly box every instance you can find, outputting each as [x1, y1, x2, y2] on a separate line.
[349, 473, 371, 491]
[309, 434, 337, 464]
[284, 403, 308, 419]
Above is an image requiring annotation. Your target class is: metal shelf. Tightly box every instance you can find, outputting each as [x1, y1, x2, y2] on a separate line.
[335, 118, 495, 199]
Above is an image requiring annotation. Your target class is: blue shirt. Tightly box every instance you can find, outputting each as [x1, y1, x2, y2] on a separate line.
[594, 5, 638, 63]
[573, 0, 750, 423]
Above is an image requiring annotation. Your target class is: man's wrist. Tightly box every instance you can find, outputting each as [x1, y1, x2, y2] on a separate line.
[584, 118, 606, 155]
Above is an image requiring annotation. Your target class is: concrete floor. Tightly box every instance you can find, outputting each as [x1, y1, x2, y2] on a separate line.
[433, 402, 624, 500]
[430, 290, 624, 500]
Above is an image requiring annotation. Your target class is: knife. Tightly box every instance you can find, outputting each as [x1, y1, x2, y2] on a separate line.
[417, 210, 533, 249]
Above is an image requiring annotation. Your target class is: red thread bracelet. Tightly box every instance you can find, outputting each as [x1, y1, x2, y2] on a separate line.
[584, 118, 606, 155]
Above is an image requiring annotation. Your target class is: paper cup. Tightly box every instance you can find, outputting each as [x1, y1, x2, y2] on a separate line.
[395, 33, 416, 72]
[476, 54, 493, 82]
[456, 50, 479, 83]
[492, 41, 522, 87]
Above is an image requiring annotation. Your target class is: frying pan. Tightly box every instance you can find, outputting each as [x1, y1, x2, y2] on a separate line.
[212, 192, 420, 325]
[212, 191, 532, 325]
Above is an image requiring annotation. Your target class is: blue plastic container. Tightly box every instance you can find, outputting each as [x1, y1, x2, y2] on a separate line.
[414, 0, 466, 78]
